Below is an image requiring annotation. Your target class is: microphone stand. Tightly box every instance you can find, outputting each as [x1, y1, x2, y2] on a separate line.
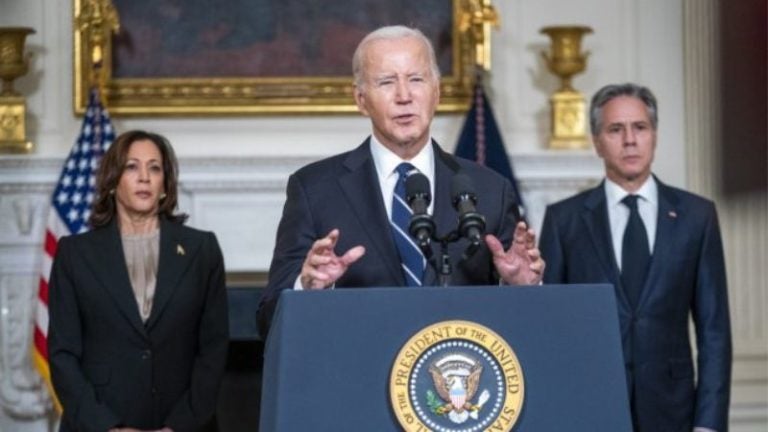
[408, 172, 485, 287]
[424, 230, 461, 287]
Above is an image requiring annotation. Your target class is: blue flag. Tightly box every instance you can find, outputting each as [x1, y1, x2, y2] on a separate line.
[455, 81, 526, 222]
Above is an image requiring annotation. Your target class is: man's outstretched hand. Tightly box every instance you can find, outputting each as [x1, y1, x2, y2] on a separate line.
[485, 221, 545, 285]
[300, 229, 366, 289]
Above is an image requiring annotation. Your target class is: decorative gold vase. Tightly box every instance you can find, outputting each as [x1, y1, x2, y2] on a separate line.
[540, 25, 592, 150]
[0, 27, 35, 153]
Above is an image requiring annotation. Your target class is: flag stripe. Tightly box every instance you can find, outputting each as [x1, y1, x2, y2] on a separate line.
[47, 211, 71, 239]
[33, 325, 48, 361]
[38, 276, 49, 305]
[35, 299, 49, 336]
[32, 88, 114, 414]
[40, 253, 52, 284]
[44, 230, 58, 256]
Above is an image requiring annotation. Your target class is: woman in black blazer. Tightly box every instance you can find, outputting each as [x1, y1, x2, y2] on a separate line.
[48, 130, 229, 432]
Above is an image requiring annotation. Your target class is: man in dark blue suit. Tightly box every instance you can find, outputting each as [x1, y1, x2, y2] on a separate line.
[539, 83, 731, 431]
[258, 26, 545, 335]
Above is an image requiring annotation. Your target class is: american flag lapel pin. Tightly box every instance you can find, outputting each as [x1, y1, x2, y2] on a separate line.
[177, 244, 185, 256]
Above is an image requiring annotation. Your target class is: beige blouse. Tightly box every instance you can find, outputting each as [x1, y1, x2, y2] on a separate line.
[121, 229, 160, 322]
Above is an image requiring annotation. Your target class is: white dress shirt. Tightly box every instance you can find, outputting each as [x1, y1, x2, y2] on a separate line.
[604, 176, 658, 270]
[369, 134, 436, 219]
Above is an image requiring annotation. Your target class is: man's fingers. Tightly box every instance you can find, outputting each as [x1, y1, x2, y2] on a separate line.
[310, 236, 333, 254]
[528, 250, 544, 272]
[305, 269, 332, 289]
[484, 234, 506, 257]
[308, 253, 333, 266]
[325, 228, 340, 248]
[527, 248, 541, 261]
[340, 245, 366, 266]
[525, 228, 537, 247]
[310, 228, 341, 254]
[513, 221, 529, 244]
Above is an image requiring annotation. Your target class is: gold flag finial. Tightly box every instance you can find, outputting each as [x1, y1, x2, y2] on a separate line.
[75, 0, 119, 102]
[459, 0, 499, 71]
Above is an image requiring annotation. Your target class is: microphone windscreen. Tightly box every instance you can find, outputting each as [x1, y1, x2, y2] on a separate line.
[405, 172, 431, 201]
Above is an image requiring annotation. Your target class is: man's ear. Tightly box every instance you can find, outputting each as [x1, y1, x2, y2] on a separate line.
[354, 86, 369, 117]
[592, 136, 604, 157]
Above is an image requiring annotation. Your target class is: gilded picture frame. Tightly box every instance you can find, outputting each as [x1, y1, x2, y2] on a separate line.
[74, 0, 496, 116]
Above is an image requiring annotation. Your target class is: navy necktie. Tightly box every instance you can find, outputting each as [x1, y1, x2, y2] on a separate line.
[391, 163, 425, 286]
[621, 195, 651, 308]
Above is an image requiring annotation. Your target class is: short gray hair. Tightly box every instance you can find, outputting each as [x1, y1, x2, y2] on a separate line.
[589, 83, 658, 134]
[352, 25, 441, 89]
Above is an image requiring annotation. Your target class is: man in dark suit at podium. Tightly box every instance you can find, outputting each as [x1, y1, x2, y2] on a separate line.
[258, 25, 545, 335]
[539, 83, 732, 432]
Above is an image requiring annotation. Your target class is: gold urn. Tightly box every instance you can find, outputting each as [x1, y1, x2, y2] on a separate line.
[540, 25, 592, 150]
[0, 27, 35, 153]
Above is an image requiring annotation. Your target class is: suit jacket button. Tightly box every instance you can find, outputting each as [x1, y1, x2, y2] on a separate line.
[141, 350, 152, 360]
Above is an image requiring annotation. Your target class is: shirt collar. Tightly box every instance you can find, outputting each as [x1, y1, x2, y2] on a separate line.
[369, 134, 435, 182]
[604, 175, 658, 206]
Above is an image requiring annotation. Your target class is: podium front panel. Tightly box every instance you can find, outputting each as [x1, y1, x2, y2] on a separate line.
[260, 284, 631, 431]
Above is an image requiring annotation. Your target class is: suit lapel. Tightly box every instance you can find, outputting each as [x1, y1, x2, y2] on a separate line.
[637, 179, 680, 310]
[146, 218, 200, 330]
[580, 184, 626, 305]
[86, 221, 148, 339]
[338, 139, 404, 285]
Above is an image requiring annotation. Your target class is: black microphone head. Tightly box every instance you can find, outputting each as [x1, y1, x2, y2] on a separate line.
[451, 173, 477, 207]
[405, 172, 431, 205]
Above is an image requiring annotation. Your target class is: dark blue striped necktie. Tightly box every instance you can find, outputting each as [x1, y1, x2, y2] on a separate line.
[621, 194, 651, 308]
[391, 163, 425, 286]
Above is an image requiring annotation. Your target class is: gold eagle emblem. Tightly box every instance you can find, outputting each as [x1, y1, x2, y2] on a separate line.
[427, 353, 490, 424]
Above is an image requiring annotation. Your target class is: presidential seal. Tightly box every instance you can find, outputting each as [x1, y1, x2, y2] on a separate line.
[390, 321, 524, 432]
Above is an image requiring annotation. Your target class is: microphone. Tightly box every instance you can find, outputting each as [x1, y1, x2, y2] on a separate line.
[451, 174, 486, 258]
[405, 172, 435, 257]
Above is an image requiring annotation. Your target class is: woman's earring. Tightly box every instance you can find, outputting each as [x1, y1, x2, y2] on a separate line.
[160, 193, 167, 200]
[109, 189, 115, 195]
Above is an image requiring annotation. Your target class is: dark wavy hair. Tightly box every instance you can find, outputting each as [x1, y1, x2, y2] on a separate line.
[89, 130, 188, 228]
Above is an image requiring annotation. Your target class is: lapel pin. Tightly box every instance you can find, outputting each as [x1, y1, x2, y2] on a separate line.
[177, 244, 185, 256]
[668, 211, 677, 218]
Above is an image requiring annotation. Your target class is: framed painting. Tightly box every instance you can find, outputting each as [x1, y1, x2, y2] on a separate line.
[74, 0, 496, 115]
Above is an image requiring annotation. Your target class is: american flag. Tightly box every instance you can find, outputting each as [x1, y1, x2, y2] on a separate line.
[32, 89, 115, 413]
